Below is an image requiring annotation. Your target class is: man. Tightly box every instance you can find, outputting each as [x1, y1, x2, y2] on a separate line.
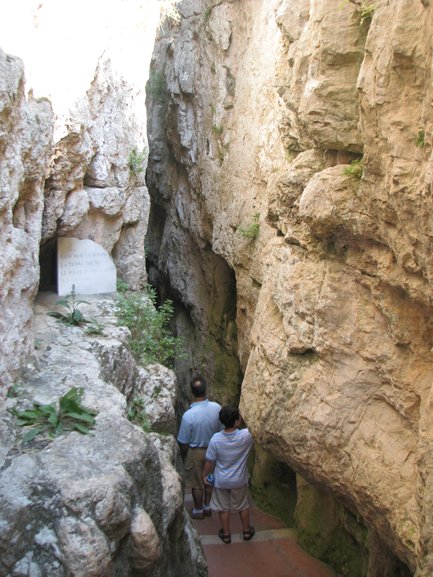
[177, 375, 221, 519]
[203, 406, 254, 544]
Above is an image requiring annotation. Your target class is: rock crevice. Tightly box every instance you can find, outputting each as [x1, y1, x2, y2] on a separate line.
[145, 1, 433, 575]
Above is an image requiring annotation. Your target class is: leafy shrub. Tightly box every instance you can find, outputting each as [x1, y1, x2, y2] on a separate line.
[127, 397, 152, 432]
[204, 6, 212, 23]
[85, 319, 104, 336]
[340, 0, 375, 26]
[416, 129, 425, 148]
[115, 285, 182, 368]
[129, 148, 147, 176]
[47, 285, 89, 326]
[7, 384, 21, 398]
[360, 3, 375, 24]
[238, 213, 260, 240]
[212, 124, 224, 136]
[343, 158, 364, 180]
[10, 387, 98, 443]
[117, 278, 130, 293]
[146, 71, 167, 100]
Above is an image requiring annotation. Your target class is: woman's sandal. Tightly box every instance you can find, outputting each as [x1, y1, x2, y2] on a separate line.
[218, 528, 231, 544]
[243, 526, 256, 541]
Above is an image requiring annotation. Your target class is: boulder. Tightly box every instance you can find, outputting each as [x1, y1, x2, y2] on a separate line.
[0, 295, 206, 577]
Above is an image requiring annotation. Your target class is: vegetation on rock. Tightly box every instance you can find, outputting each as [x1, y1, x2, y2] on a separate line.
[360, 2, 375, 25]
[416, 129, 425, 148]
[128, 147, 147, 175]
[146, 70, 168, 101]
[343, 158, 364, 180]
[127, 397, 152, 432]
[47, 285, 90, 326]
[237, 212, 260, 240]
[10, 387, 98, 443]
[115, 284, 182, 368]
[212, 124, 224, 136]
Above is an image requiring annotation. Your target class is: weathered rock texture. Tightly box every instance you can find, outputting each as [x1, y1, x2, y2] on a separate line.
[0, 48, 53, 389]
[0, 1, 158, 389]
[0, 295, 206, 577]
[41, 58, 150, 291]
[146, 1, 433, 576]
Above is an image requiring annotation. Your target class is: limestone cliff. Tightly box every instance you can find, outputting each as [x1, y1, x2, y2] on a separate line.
[0, 5, 206, 575]
[0, 48, 53, 389]
[146, 1, 433, 575]
[0, 0, 157, 387]
[0, 296, 206, 577]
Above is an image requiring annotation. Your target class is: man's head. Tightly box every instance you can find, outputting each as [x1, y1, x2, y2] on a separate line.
[190, 375, 207, 398]
[219, 406, 240, 429]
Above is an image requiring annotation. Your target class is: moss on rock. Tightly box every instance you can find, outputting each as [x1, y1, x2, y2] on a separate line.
[295, 477, 368, 577]
[250, 445, 297, 527]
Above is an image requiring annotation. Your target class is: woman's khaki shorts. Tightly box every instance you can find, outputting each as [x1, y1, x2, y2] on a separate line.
[184, 447, 207, 489]
[210, 485, 250, 512]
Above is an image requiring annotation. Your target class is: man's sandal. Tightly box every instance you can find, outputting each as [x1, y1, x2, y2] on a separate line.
[243, 526, 256, 541]
[218, 529, 231, 544]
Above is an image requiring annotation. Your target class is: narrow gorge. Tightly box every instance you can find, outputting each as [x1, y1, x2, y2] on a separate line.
[1, 1, 433, 577]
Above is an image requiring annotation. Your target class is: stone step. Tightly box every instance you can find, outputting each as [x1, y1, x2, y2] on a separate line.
[188, 496, 337, 577]
[200, 527, 296, 545]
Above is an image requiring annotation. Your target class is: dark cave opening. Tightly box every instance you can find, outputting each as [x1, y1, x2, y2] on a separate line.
[38, 239, 57, 292]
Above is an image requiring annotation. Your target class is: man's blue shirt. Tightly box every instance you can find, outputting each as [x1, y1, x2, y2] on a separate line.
[177, 399, 222, 448]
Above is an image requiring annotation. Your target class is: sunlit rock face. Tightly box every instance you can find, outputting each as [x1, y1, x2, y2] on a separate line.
[0, 48, 53, 390]
[0, 0, 161, 291]
[146, 0, 433, 575]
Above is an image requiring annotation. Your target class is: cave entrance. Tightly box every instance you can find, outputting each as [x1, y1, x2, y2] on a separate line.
[39, 239, 57, 292]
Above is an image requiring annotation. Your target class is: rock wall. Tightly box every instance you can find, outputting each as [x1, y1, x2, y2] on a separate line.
[0, 48, 53, 389]
[0, 0, 160, 389]
[41, 57, 150, 291]
[0, 295, 206, 577]
[0, 44, 149, 388]
[145, 1, 433, 575]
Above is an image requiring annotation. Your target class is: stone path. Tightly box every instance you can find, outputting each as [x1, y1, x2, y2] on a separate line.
[188, 497, 336, 577]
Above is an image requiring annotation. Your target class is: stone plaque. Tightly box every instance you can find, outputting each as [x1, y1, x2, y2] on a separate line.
[57, 237, 116, 295]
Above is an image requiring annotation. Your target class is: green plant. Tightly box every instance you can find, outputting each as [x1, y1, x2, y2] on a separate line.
[10, 387, 98, 443]
[7, 384, 21, 398]
[127, 397, 152, 432]
[416, 129, 425, 148]
[237, 213, 260, 240]
[204, 6, 212, 23]
[129, 148, 147, 176]
[115, 285, 183, 368]
[212, 124, 223, 136]
[116, 278, 129, 293]
[85, 320, 104, 336]
[360, 2, 375, 24]
[146, 71, 167, 100]
[151, 384, 163, 399]
[47, 285, 90, 326]
[343, 158, 364, 180]
[340, 0, 375, 25]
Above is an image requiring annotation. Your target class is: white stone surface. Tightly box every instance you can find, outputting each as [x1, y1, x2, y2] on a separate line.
[0, 294, 207, 577]
[57, 237, 116, 296]
[0, 48, 53, 390]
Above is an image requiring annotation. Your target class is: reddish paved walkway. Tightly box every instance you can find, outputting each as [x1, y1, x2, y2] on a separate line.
[189, 498, 336, 577]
